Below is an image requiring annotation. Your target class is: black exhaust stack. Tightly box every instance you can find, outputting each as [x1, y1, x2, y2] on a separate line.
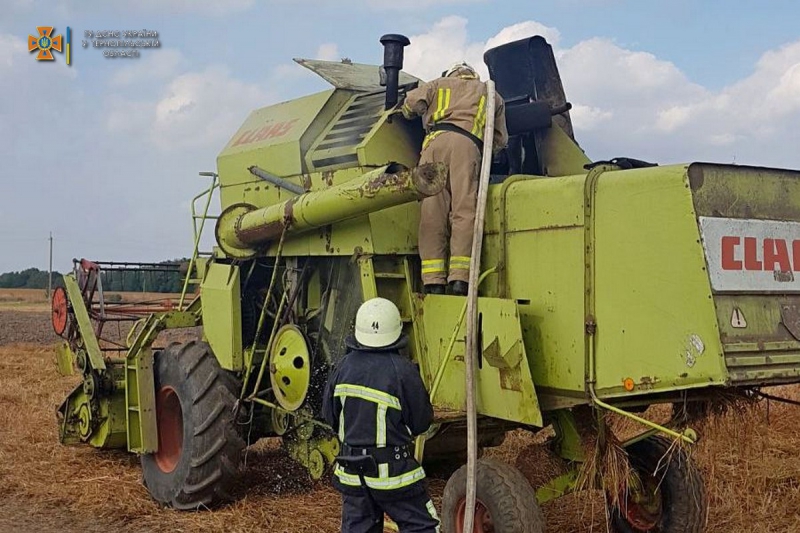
[380, 34, 411, 110]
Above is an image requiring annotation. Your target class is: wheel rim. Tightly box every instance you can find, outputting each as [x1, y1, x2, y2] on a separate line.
[155, 386, 183, 473]
[619, 473, 663, 531]
[455, 498, 493, 533]
[51, 286, 69, 336]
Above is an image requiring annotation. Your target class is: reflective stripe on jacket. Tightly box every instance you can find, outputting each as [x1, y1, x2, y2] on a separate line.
[402, 76, 508, 154]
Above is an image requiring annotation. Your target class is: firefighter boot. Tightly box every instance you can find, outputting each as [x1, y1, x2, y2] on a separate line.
[449, 281, 468, 296]
[425, 284, 446, 295]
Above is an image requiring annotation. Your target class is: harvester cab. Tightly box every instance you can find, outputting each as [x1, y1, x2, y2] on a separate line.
[52, 31, 800, 533]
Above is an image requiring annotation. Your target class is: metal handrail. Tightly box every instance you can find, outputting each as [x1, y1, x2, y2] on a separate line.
[179, 173, 220, 309]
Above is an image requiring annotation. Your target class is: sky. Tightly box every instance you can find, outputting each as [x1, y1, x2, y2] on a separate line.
[2, 0, 800, 273]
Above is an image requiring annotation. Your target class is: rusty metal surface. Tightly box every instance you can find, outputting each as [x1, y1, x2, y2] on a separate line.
[216, 163, 446, 257]
[780, 304, 800, 342]
[689, 163, 800, 221]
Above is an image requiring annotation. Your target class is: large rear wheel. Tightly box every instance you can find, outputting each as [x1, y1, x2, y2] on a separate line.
[141, 341, 245, 510]
[441, 458, 545, 533]
[610, 436, 706, 533]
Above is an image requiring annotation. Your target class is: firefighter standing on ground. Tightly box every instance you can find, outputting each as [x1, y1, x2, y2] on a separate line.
[323, 297, 439, 533]
[401, 62, 508, 296]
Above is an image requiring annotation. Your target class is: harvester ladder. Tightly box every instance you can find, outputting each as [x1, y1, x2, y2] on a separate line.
[179, 172, 220, 310]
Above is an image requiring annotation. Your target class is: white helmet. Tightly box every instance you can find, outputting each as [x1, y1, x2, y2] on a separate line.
[354, 297, 403, 348]
[443, 61, 479, 80]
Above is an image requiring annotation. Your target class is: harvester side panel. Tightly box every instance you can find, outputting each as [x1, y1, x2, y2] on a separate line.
[413, 294, 542, 427]
[483, 175, 588, 405]
[200, 263, 243, 371]
[690, 163, 800, 384]
[218, 89, 342, 182]
[593, 165, 726, 396]
[592, 165, 727, 397]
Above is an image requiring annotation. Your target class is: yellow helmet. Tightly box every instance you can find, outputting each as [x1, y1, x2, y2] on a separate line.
[443, 62, 480, 80]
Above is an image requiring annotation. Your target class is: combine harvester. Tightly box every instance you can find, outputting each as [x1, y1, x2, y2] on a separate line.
[52, 33, 800, 532]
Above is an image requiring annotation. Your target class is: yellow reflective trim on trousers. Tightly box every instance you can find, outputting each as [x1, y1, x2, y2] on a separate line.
[334, 384, 401, 410]
[422, 130, 444, 149]
[334, 464, 426, 490]
[449, 256, 471, 271]
[471, 95, 487, 138]
[426, 500, 441, 531]
[421, 259, 446, 274]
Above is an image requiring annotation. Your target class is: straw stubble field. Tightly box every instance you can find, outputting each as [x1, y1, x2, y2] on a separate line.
[1, 288, 799, 532]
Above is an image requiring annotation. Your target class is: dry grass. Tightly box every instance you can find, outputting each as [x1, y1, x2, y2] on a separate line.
[2, 306, 800, 531]
[0, 288, 182, 312]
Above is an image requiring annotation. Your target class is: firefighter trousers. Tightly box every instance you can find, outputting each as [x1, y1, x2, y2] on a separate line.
[418, 131, 481, 285]
[341, 491, 440, 533]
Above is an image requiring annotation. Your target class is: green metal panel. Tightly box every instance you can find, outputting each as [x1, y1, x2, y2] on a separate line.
[358, 113, 423, 170]
[689, 163, 800, 384]
[59, 386, 127, 449]
[218, 90, 337, 180]
[482, 176, 588, 402]
[294, 59, 421, 92]
[592, 165, 727, 397]
[538, 124, 591, 177]
[368, 204, 420, 255]
[415, 294, 543, 427]
[200, 263, 243, 371]
[55, 341, 74, 376]
[63, 275, 106, 371]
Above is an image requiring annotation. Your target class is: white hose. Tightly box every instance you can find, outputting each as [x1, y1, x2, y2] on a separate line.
[463, 79, 496, 533]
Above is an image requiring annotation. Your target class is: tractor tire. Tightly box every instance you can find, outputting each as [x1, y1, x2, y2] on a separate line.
[141, 341, 245, 510]
[610, 436, 706, 533]
[441, 458, 545, 533]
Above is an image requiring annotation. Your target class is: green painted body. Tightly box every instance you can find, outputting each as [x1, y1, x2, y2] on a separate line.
[56, 49, 800, 503]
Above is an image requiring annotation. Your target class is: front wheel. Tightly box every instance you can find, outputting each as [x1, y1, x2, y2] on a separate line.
[441, 458, 545, 533]
[610, 436, 706, 533]
[141, 341, 245, 510]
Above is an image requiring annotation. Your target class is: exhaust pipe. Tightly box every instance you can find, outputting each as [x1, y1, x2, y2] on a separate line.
[380, 33, 410, 110]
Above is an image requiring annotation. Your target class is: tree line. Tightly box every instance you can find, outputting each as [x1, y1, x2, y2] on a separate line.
[0, 261, 187, 293]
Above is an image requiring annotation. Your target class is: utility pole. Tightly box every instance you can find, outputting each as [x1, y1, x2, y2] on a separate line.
[48, 232, 53, 300]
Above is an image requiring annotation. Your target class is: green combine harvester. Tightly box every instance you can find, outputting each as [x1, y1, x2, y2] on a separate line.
[51, 33, 800, 532]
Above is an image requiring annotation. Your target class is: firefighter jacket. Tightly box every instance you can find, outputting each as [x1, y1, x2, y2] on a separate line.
[323, 335, 434, 500]
[401, 76, 508, 154]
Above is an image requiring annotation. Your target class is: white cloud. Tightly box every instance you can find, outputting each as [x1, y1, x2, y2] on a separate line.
[402, 17, 800, 169]
[404, 17, 561, 81]
[110, 49, 183, 87]
[0, 34, 28, 69]
[315, 43, 340, 61]
[149, 66, 273, 150]
[403, 16, 487, 80]
[486, 21, 561, 50]
[570, 104, 613, 130]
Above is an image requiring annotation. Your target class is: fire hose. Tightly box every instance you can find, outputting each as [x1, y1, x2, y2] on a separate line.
[462, 79, 497, 533]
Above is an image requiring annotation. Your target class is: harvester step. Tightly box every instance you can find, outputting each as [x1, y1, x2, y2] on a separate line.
[374, 273, 405, 279]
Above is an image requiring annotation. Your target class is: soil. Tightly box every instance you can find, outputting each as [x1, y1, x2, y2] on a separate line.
[1, 289, 800, 532]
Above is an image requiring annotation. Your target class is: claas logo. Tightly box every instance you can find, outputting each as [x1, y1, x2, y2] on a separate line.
[29, 26, 69, 62]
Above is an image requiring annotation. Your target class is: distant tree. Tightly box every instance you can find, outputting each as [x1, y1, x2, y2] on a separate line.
[0, 268, 65, 289]
[0, 259, 189, 293]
